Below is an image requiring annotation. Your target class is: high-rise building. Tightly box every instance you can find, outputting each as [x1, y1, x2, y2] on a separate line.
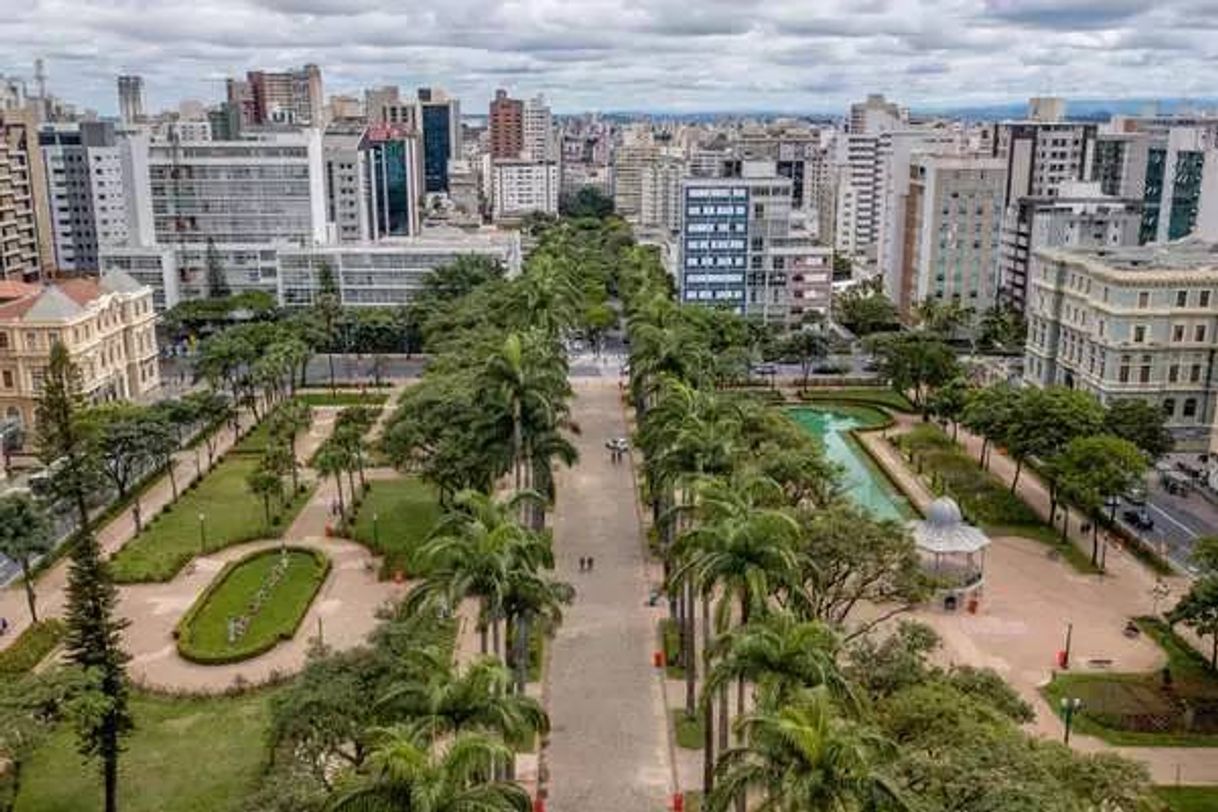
[0, 110, 51, 281]
[365, 86, 416, 127]
[491, 160, 559, 221]
[113, 129, 326, 302]
[322, 127, 369, 243]
[226, 64, 323, 127]
[522, 95, 553, 161]
[893, 153, 1006, 319]
[612, 127, 657, 222]
[417, 88, 461, 194]
[991, 116, 1097, 207]
[639, 152, 685, 238]
[679, 161, 828, 323]
[998, 182, 1142, 312]
[362, 124, 422, 239]
[849, 93, 907, 134]
[39, 122, 130, 271]
[117, 75, 144, 125]
[1027, 96, 1066, 124]
[1025, 240, 1218, 450]
[489, 89, 524, 160]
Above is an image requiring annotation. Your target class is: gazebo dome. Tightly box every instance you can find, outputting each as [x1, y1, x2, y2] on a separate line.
[926, 497, 963, 527]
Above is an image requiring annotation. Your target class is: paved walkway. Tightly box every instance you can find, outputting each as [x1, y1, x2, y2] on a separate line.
[863, 417, 1218, 785]
[545, 379, 674, 812]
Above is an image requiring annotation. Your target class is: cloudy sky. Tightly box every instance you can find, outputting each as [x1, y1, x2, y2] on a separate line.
[3, 0, 1215, 116]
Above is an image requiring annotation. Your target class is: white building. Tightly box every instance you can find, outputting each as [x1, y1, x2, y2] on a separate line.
[39, 122, 130, 271]
[522, 95, 553, 161]
[612, 127, 657, 222]
[491, 160, 559, 222]
[276, 231, 522, 307]
[639, 151, 685, 238]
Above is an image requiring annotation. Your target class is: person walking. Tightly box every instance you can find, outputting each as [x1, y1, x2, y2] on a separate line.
[587, 556, 595, 572]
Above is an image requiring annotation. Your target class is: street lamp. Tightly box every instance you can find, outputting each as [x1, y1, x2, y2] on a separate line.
[1060, 697, 1083, 744]
[1062, 622, 1074, 670]
[198, 512, 207, 554]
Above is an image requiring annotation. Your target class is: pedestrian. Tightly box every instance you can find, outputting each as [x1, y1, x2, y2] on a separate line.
[587, 556, 595, 572]
[0, 617, 8, 636]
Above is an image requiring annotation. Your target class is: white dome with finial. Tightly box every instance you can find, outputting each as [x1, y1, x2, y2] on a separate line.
[927, 497, 963, 527]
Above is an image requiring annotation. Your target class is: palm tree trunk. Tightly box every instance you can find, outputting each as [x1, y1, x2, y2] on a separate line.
[1010, 458, 1023, 493]
[684, 578, 697, 716]
[718, 686, 728, 754]
[702, 593, 714, 794]
[131, 496, 142, 534]
[168, 461, 178, 502]
[21, 559, 37, 623]
[514, 613, 530, 695]
[334, 474, 346, 516]
[480, 599, 489, 655]
[492, 614, 502, 662]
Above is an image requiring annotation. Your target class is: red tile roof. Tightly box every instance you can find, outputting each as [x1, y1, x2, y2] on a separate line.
[56, 277, 103, 305]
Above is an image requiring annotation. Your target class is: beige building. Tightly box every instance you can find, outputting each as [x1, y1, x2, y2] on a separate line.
[0, 270, 159, 431]
[1, 108, 52, 282]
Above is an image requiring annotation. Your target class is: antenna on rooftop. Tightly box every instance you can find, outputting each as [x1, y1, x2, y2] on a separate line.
[33, 58, 46, 98]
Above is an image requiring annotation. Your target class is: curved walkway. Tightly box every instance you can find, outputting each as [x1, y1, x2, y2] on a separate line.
[864, 414, 1218, 785]
[122, 534, 404, 692]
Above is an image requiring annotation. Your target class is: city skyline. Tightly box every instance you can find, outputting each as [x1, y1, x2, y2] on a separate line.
[2, 0, 1217, 116]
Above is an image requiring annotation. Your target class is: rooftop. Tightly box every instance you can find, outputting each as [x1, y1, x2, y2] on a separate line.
[1039, 238, 1218, 276]
[0, 271, 147, 323]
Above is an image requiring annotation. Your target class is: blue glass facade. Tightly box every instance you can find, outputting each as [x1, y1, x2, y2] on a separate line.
[681, 184, 750, 310]
[364, 138, 414, 237]
[421, 104, 451, 193]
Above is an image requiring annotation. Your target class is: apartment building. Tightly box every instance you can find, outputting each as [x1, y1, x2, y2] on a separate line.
[679, 162, 824, 323]
[226, 64, 324, 127]
[322, 128, 368, 243]
[638, 151, 685, 239]
[894, 153, 1006, 318]
[491, 160, 559, 222]
[997, 182, 1142, 311]
[0, 270, 159, 431]
[612, 127, 657, 222]
[39, 122, 130, 271]
[0, 109, 50, 281]
[489, 89, 524, 160]
[991, 118, 1097, 206]
[117, 75, 144, 126]
[1025, 240, 1218, 450]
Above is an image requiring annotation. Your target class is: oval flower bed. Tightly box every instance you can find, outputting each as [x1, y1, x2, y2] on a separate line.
[175, 547, 330, 665]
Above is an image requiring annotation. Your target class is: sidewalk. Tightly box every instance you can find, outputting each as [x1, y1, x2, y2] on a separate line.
[544, 379, 674, 812]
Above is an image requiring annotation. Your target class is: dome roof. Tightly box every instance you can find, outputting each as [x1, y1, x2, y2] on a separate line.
[926, 497, 963, 527]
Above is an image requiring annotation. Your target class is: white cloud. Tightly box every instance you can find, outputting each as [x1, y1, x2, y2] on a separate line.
[0, 0, 1209, 115]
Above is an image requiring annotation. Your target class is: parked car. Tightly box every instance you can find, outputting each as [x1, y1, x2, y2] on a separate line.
[751, 363, 778, 377]
[1123, 484, 1148, 505]
[1122, 509, 1154, 531]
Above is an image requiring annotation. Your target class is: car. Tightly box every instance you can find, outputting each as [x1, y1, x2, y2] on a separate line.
[862, 358, 880, 372]
[1122, 509, 1154, 531]
[751, 363, 778, 376]
[1122, 485, 1148, 506]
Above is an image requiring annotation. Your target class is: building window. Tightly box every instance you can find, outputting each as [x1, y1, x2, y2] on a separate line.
[1191, 364, 1203, 383]
[1163, 398, 1176, 417]
[1139, 355, 1152, 384]
[1, 370, 10, 388]
[1195, 324, 1207, 343]
[1137, 291, 1149, 308]
[1173, 324, 1185, 342]
[1201, 290, 1212, 308]
[1118, 355, 1131, 383]
[1169, 364, 1180, 383]
[1176, 290, 1188, 307]
[1183, 398, 1198, 419]
[1133, 325, 1147, 343]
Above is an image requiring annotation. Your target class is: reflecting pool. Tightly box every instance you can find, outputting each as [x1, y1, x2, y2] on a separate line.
[788, 407, 913, 521]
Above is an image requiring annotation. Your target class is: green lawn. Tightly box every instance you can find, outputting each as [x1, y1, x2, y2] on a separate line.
[349, 478, 441, 578]
[1041, 617, 1218, 747]
[797, 387, 914, 412]
[1156, 786, 1218, 811]
[0, 619, 65, 674]
[177, 547, 328, 664]
[295, 392, 389, 407]
[15, 690, 272, 812]
[109, 456, 313, 584]
[896, 424, 1099, 574]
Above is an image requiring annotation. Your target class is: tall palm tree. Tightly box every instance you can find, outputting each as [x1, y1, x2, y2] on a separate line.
[330, 728, 531, 812]
[706, 689, 906, 812]
[378, 657, 549, 747]
[315, 443, 352, 517]
[408, 491, 550, 659]
[501, 569, 574, 695]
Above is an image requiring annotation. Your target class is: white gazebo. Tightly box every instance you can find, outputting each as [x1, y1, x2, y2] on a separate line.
[910, 497, 991, 596]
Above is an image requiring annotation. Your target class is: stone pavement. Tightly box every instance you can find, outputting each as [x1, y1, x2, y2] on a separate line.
[863, 416, 1218, 785]
[544, 379, 674, 812]
[0, 408, 256, 650]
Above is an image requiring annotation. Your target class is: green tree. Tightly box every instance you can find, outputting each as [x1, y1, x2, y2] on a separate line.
[927, 376, 971, 441]
[961, 383, 1020, 470]
[1105, 398, 1174, 460]
[868, 332, 959, 412]
[977, 303, 1027, 351]
[706, 689, 905, 812]
[36, 343, 131, 812]
[0, 492, 53, 623]
[1056, 434, 1147, 566]
[331, 729, 530, 812]
[581, 301, 617, 357]
[87, 404, 175, 531]
[315, 260, 343, 397]
[559, 185, 614, 218]
[1005, 386, 1106, 495]
[833, 280, 898, 336]
[246, 467, 283, 529]
[205, 237, 231, 299]
[1169, 537, 1218, 669]
[914, 296, 974, 341]
[782, 329, 829, 389]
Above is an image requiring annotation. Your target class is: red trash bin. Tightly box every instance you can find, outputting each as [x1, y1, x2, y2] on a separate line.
[673, 793, 684, 812]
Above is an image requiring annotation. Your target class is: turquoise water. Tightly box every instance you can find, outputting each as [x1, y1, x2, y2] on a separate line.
[788, 408, 912, 521]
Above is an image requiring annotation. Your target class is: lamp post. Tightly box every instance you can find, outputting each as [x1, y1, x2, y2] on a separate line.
[1060, 697, 1083, 744]
[198, 512, 207, 554]
[1063, 622, 1074, 670]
